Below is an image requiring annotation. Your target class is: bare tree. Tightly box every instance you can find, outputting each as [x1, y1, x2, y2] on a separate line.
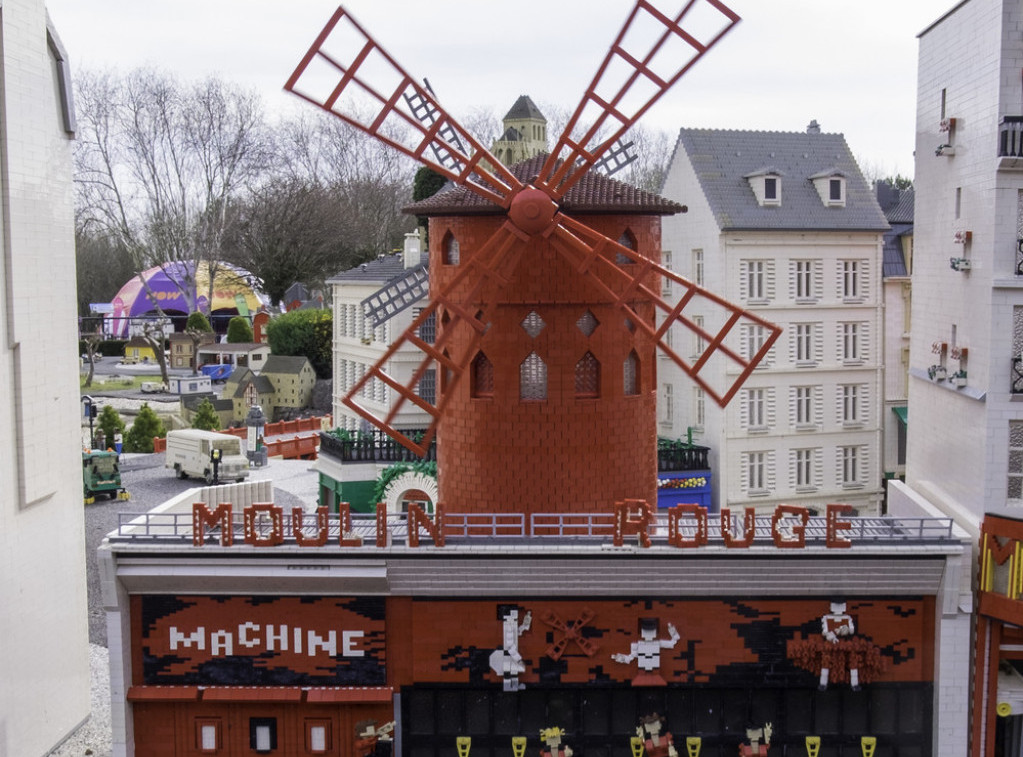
[73, 68, 272, 317]
[221, 179, 348, 308]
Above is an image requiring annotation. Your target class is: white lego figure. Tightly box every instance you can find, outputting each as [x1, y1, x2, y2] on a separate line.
[490, 604, 532, 691]
[612, 618, 680, 685]
[819, 600, 860, 691]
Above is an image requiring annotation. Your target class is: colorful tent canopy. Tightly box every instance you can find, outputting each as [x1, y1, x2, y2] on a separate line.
[108, 262, 263, 337]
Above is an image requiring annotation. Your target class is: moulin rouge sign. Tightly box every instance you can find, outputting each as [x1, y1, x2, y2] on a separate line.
[191, 501, 863, 550]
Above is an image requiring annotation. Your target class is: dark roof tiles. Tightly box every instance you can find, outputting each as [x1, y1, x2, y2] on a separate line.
[404, 153, 684, 216]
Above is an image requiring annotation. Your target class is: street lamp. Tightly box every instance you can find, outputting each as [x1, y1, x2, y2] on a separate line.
[245, 404, 267, 467]
[209, 447, 222, 486]
[82, 395, 97, 448]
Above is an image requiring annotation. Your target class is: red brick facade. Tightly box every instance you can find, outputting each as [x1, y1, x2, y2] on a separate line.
[430, 214, 662, 514]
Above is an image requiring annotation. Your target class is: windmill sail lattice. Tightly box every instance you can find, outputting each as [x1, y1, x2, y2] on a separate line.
[286, 1, 780, 458]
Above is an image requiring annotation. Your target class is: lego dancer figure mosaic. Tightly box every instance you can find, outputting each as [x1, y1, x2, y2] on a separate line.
[490, 604, 532, 691]
[612, 618, 680, 686]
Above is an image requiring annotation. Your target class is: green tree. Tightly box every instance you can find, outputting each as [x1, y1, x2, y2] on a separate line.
[98, 405, 126, 444]
[226, 316, 254, 343]
[265, 309, 332, 379]
[124, 403, 166, 453]
[184, 311, 214, 376]
[185, 311, 213, 332]
[191, 397, 221, 431]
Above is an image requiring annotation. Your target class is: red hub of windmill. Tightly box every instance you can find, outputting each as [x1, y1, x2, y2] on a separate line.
[285, 0, 782, 515]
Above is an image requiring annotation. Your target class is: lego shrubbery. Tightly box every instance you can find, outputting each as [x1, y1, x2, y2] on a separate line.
[191, 397, 221, 432]
[226, 316, 254, 343]
[265, 309, 332, 379]
[125, 403, 167, 453]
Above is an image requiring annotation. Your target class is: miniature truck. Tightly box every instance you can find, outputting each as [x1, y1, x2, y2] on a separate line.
[165, 429, 251, 484]
[83, 449, 129, 503]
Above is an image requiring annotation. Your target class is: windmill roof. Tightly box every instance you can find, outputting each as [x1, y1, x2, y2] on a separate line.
[403, 153, 684, 217]
[670, 128, 889, 231]
[504, 95, 546, 122]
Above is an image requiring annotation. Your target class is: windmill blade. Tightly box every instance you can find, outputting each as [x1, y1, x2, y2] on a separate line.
[402, 78, 470, 171]
[590, 138, 638, 177]
[548, 214, 781, 407]
[343, 223, 530, 456]
[536, 0, 740, 199]
[285, 6, 522, 208]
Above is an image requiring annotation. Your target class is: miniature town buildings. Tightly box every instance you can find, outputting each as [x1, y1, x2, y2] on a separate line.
[168, 331, 216, 370]
[220, 355, 317, 423]
[0, 0, 91, 752]
[123, 335, 159, 365]
[659, 126, 888, 515]
[196, 341, 272, 372]
[489, 94, 548, 166]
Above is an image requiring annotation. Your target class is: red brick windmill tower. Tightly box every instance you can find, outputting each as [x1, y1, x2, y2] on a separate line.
[286, 1, 781, 515]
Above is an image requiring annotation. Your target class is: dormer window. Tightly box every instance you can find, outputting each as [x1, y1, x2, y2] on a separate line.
[744, 168, 783, 207]
[810, 169, 847, 207]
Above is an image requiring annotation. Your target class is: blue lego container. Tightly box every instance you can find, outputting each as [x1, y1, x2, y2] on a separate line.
[656, 470, 713, 511]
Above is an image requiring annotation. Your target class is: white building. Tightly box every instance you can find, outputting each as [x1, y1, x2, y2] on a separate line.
[0, 1, 91, 753]
[660, 125, 888, 515]
[877, 184, 914, 482]
[328, 231, 432, 433]
[888, 0, 1023, 752]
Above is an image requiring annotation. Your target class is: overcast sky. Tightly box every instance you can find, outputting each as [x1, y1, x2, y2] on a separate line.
[46, 0, 948, 180]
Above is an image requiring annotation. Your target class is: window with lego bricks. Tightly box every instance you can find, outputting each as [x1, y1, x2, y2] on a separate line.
[401, 684, 931, 757]
[615, 229, 637, 265]
[520, 352, 547, 401]
[575, 352, 600, 399]
[624, 351, 640, 396]
[443, 232, 460, 266]
[471, 351, 494, 398]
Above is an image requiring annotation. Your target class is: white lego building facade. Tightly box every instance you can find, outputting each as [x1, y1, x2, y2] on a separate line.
[660, 126, 887, 515]
[0, 0, 91, 753]
[329, 232, 433, 433]
[887, 1, 1023, 752]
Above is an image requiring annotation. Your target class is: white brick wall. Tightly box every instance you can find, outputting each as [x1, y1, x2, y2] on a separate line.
[0, 1, 90, 754]
[660, 143, 885, 514]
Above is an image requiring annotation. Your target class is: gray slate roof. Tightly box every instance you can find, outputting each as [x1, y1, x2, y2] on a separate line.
[877, 185, 914, 278]
[670, 128, 889, 232]
[504, 95, 545, 122]
[329, 253, 407, 284]
[261, 354, 312, 375]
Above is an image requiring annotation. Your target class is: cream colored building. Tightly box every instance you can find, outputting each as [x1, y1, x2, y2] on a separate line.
[659, 124, 888, 515]
[0, 1, 91, 753]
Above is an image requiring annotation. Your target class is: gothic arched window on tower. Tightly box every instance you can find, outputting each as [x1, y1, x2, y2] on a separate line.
[616, 229, 637, 265]
[624, 350, 640, 396]
[471, 351, 494, 398]
[575, 351, 600, 399]
[443, 231, 460, 265]
[520, 352, 548, 401]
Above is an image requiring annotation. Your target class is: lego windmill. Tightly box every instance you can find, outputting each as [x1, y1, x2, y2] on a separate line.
[286, 1, 782, 514]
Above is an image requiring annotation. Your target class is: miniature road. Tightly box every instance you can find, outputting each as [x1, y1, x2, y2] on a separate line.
[83, 453, 321, 645]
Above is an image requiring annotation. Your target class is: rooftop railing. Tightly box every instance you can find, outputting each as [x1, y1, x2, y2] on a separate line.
[108, 508, 960, 548]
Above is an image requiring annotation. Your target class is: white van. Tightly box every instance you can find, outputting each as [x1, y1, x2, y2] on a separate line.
[165, 429, 250, 484]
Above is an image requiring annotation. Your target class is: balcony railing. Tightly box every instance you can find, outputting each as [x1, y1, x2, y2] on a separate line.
[1012, 357, 1023, 394]
[320, 430, 707, 471]
[320, 429, 436, 462]
[1000, 116, 1023, 158]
